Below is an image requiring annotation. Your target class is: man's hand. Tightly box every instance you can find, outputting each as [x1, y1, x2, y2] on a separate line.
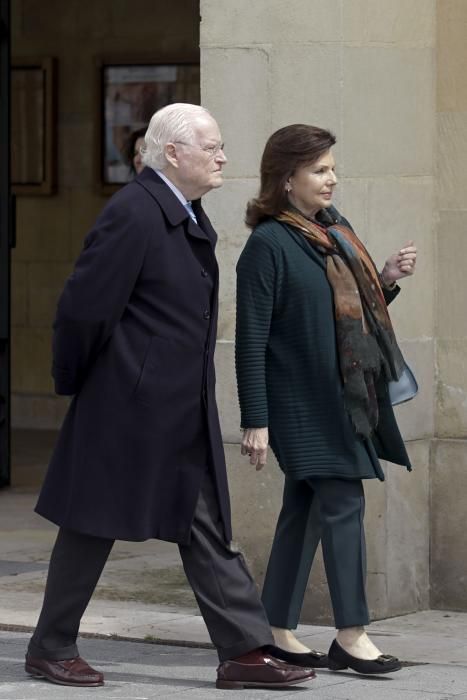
[241, 427, 269, 471]
[381, 240, 417, 286]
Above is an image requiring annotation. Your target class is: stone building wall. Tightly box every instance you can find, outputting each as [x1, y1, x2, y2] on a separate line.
[431, 0, 467, 610]
[11, 0, 200, 427]
[9, 0, 467, 621]
[200, 0, 436, 623]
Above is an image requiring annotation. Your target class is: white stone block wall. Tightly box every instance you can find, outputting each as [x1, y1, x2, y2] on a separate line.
[201, 0, 436, 622]
[432, 0, 467, 609]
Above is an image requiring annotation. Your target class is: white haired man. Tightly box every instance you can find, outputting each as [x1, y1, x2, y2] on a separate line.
[24, 104, 316, 690]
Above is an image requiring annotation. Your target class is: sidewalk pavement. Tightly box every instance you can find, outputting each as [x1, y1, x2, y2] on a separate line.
[2, 440, 467, 698]
[2, 495, 467, 699]
[2, 620, 467, 700]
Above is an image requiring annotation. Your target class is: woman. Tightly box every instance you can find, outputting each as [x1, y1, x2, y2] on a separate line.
[235, 125, 417, 674]
[124, 126, 147, 177]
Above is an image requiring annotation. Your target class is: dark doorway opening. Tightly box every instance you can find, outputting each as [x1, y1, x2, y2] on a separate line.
[0, 0, 12, 487]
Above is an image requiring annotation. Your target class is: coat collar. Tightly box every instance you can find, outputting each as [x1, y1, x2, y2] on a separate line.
[135, 168, 217, 246]
[316, 205, 341, 226]
[191, 198, 218, 246]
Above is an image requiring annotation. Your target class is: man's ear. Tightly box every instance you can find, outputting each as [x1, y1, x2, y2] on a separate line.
[164, 143, 179, 169]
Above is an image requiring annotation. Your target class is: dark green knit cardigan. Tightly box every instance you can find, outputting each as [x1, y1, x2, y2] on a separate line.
[235, 209, 411, 481]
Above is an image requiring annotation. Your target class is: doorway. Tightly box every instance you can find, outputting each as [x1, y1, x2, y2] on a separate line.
[0, 0, 11, 487]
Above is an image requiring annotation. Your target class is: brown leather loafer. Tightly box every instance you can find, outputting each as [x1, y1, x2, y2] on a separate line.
[216, 648, 316, 689]
[25, 654, 104, 687]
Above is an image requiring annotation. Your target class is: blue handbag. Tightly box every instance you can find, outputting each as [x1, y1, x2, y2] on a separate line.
[388, 362, 418, 406]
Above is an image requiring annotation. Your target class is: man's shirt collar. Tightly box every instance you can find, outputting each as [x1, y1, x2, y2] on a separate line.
[153, 169, 197, 224]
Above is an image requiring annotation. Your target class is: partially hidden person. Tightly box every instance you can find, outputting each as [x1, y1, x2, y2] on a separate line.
[124, 126, 147, 177]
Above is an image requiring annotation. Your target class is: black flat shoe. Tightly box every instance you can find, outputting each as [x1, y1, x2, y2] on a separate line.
[328, 639, 401, 675]
[264, 644, 329, 669]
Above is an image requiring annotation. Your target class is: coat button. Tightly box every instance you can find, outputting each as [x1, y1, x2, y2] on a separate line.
[201, 269, 208, 277]
[203, 309, 211, 320]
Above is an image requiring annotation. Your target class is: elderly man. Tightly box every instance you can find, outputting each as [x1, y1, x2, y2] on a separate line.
[24, 104, 315, 690]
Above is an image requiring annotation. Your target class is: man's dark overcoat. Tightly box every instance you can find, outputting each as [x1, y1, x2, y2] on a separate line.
[35, 168, 231, 544]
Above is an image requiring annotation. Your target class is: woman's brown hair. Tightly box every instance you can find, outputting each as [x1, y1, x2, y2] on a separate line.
[245, 124, 336, 229]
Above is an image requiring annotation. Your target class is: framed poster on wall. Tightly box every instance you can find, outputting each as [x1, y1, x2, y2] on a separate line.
[95, 56, 200, 194]
[11, 57, 56, 195]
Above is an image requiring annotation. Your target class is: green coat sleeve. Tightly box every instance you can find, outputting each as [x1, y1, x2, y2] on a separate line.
[235, 228, 280, 428]
[382, 284, 400, 305]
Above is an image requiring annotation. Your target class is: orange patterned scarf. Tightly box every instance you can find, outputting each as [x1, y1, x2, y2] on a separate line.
[276, 209, 404, 437]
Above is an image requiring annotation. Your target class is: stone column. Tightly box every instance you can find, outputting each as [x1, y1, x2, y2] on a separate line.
[201, 0, 436, 623]
[431, 0, 467, 611]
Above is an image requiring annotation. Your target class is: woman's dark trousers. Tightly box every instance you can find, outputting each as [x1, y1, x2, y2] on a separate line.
[28, 471, 273, 663]
[261, 477, 370, 630]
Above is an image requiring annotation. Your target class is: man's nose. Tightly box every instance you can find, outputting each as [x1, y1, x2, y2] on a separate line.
[216, 149, 227, 164]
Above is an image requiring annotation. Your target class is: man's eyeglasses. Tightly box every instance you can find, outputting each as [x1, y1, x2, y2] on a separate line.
[174, 141, 225, 158]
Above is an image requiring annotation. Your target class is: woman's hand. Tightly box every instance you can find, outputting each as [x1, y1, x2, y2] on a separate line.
[381, 240, 417, 286]
[241, 427, 269, 471]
